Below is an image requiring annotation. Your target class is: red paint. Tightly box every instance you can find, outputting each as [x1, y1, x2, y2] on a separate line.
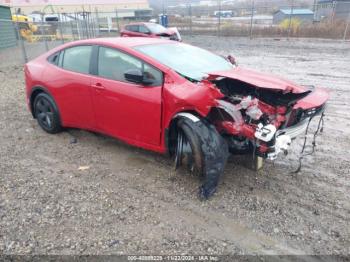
[294, 87, 329, 110]
[90, 76, 162, 146]
[208, 67, 307, 93]
[215, 121, 256, 138]
[25, 38, 329, 155]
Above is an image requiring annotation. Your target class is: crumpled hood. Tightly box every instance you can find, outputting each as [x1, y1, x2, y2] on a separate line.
[156, 28, 176, 36]
[207, 67, 307, 94]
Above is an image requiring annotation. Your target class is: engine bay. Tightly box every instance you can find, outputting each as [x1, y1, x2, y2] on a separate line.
[207, 78, 323, 160]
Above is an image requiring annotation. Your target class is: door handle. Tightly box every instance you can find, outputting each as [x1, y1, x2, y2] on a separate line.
[93, 82, 105, 91]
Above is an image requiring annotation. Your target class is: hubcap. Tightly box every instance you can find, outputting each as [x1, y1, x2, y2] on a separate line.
[36, 98, 53, 129]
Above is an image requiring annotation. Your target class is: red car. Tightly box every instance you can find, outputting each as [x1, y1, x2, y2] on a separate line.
[25, 38, 328, 199]
[120, 22, 180, 41]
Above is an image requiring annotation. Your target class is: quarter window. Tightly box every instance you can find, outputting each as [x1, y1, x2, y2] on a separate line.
[48, 52, 60, 65]
[62, 45, 92, 74]
[143, 63, 163, 86]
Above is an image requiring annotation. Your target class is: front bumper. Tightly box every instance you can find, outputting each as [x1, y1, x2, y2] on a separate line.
[264, 104, 326, 160]
[277, 117, 310, 139]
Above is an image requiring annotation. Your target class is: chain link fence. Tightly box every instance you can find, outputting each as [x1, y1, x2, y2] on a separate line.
[0, 8, 152, 64]
[167, 1, 350, 40]
[0, 2, 349, 66]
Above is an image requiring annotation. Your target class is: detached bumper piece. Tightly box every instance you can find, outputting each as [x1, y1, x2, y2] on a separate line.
[255, 104, 326, 161]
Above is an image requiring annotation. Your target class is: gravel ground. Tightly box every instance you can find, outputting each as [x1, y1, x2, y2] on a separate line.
[0, 37, 349, 256]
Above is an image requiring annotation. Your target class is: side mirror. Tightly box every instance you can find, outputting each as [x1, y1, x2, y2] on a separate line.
[227, 55, 237, 66]
[124, 69, 154, 85]
[124, 69, 143, 84]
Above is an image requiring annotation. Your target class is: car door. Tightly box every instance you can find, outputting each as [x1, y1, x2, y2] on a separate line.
[44, 45, 95, 129]
[90, 46, 163, 146]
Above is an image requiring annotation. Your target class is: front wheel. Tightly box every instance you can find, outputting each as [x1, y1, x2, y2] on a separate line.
[174, 117, 229, 199]
[34, 93, 62, 134]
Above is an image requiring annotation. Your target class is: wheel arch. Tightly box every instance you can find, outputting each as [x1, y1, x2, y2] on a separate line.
[165, 110, 203, 156]
[29, 86, 53, 118]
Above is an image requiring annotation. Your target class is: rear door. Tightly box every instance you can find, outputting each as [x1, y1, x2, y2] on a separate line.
[90, 46, 163, 146]
[44, 45, 95, 129]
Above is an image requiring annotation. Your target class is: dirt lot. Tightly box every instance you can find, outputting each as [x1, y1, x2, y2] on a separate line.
[0, 37, 349, 256]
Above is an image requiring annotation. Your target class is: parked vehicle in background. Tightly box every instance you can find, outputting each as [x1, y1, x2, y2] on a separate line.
[214, 10, 234, 18]
[25, 38, 328, 199]
[120, 22, 181, 41]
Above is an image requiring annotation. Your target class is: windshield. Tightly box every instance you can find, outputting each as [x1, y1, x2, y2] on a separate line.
[134, 43, 233, 81]
[146, 23, 167, 34]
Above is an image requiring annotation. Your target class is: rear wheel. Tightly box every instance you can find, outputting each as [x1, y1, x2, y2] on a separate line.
[34, 93, 62, 134]
[174, 117, 229, 199]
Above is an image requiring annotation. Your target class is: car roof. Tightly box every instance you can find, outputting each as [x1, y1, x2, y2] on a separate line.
[124, 22, 156, 27]
[63, 37, 175, 48]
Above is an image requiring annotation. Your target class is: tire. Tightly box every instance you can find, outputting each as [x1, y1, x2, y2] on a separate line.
[175, 117, 229, 199]
[33, 93, 62, 134]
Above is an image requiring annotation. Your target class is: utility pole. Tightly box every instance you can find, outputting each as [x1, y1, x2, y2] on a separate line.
[287, 0, 294, 39]
[249, 0, 255, 39]
[343, 12, 350, 41]
[312, 0, 317, 21]
[189, 4, 192, 37]
[115, 8, 120, 32]
[217, 0, 221, 37]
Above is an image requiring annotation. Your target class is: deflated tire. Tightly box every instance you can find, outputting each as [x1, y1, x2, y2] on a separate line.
[177, 117, 229, 199]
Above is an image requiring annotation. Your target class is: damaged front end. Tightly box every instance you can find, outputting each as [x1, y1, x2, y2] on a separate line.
[204, 68, 329, 163]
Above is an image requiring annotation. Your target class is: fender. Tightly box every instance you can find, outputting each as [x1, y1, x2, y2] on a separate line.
[163, 111, 201, 156]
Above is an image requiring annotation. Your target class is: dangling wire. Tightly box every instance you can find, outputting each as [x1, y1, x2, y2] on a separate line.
[292, 112, 325, 174]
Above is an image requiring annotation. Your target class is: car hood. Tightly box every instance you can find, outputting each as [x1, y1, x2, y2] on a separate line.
[207, 67, 307, 94]
[156, 29, 176, 36]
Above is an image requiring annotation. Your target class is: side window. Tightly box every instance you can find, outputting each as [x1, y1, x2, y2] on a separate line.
[126, 25, 138, 32]
[98, 46, 163, 86]
[98, 47, 142, 82]
[139, 25, 149, 34]
[62, 45, 92, 74]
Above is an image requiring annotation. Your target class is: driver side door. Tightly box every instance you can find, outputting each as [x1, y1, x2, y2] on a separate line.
[90, 46, 163, 146]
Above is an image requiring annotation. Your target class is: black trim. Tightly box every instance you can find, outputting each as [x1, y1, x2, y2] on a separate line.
[164, 128, 170, 156]
[90, 45, 99, 75]
[58, 50, 64, 67]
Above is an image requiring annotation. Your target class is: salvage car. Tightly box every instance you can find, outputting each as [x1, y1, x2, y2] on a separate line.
[120, 22, 181, 41]
[25, 38, 328, 199]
